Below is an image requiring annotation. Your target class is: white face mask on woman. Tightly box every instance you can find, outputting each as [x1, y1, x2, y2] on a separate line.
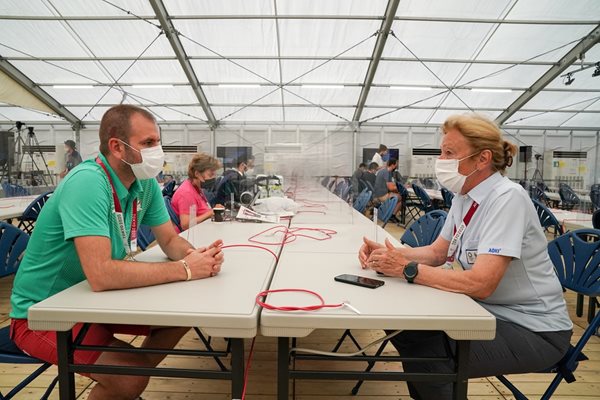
[119, 140, 165, 180]
[434, 153, 479, 193]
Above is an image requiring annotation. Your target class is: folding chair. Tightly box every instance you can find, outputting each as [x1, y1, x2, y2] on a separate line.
[497, 229, 600, 399]
[350, 210, 447, 395]
[17, 191, 52, 234]
[0, 222, 59, 399]
[397, 183, 421, 226]
[137, 224, 156, 251]
[1, 182, 29, 197]
[531, 199, 564, 238]
[164, 196, 182, 232]
[352, 189, 371, 214]
[440, 187, 454, 211]
[412, 183, 436, 214]
[558, 183, 580, 210]
[161, 179, 177, 198]
[377, 195, 398, 228]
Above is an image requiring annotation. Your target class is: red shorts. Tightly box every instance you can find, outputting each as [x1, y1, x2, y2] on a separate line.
[10, 319, 150, 372]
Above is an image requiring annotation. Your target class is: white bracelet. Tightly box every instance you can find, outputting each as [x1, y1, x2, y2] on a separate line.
[180, 259, 192, 281]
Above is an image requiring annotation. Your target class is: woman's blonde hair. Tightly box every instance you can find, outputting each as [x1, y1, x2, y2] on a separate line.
[188, 153, 221, 180]
[442, 114, 517, 175]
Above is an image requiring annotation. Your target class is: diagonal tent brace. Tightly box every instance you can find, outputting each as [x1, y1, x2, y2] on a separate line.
[496, 24, 600, 125]
[148, 0, 218, 128]
[0, 58, 83, 129]
[352, 0, 400, 122]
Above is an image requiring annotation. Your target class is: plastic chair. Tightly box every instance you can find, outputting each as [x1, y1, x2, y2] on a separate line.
[376, 195, 398, 228]
[397, 183, 421, 226]
[17, 191, 52, 234]
[590, 184, 600, 211]
[1, 182, 30, 197]
[164, 196, 182, 232]
[0, 222, 59, 399]
[529, 185, 551, 206]
[531, 199, 564, 238]
[440, 187, 454, 210]
[400, 210, 447, 248]
[412, 183, 435, 214]
[497, 229, 600, 400]
[558, 183, 580, 210]
[137, 224, 156, 251]
[353, 189, 371, 214]
[161, 180, 177, 198]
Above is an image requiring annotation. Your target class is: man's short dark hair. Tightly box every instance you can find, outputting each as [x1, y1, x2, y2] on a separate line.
[358, 162, 366, 169]
[368, 162, 378, 170]
[99, 105, 156, 156]
[387, 158, 398, 167]
[64, 140, 76, 150]
[378, 144, 388, 152]
[236, 156, 248, 167]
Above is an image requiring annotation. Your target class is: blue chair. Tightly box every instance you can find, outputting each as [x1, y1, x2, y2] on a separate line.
[412, 183, 435, 214]
[1, 182, 29, 197]
[137, 224, 156, 251]
[164, 196, 182, 232]
[397, 183, 421, 226]
[497, 229, 600, 400]
[531, 199, 564, 238]
[161, 180, 177, 198]
[353, 189, 371, 214]
[377, 195, 398, 228]
[401, 210, 447, 248]
[558, 183, 580, 210]
[17, 191, 52, 234]
[0, 223, 59, 399]
[440, 187, 454, 210]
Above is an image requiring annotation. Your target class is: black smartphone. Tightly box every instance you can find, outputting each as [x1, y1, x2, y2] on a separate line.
[334, 274, 385, 289]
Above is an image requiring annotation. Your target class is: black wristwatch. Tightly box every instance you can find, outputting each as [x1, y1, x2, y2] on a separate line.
[403, 261, 419, 283]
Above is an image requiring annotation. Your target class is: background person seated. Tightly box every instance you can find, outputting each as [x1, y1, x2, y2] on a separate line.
[171, 153, 223, 230]
[372, 158, 402, 221]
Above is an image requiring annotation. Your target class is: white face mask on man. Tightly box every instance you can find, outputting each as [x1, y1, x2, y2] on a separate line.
[434, 152, 479, 193]
[119, 140, 165, 180]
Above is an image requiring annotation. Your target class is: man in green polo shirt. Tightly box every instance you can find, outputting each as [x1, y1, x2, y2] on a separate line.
[10, 105, 224, 400]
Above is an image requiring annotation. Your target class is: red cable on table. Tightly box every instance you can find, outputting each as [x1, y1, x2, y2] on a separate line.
[256, 288, 344, 312]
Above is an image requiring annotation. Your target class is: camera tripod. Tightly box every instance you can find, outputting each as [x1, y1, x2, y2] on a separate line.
[13, 122, 54, 186]
[531, 154, 543, 182]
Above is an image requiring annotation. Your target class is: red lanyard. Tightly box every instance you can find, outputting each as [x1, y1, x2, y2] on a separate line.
[447, 201, 479, 263]
[96, 158, 137, 255]
[191, 180, 207, 203]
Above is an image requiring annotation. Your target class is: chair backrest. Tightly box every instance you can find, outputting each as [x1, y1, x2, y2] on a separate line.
[548, 229, 600, 297]
[161, 180, 177, 198]
[163, 196, 182, 232]
[353, 189, 371, 213]
[377, 195, 398, 225]
[529, 185, 549, 203]
[401, 210, 447, 248]
[1, 182, 30, 197]
[593, 210, 600, 229]
[20, 191, 52, 221]
[440, 187, 454, 209]
[341, 184, 352, 202]
[531, 198, 564, 236]
[412, 183, 434, 211]
[137, 224, 156, 251]
[558, 183, 580, 207]
[590, 183, 600, 211]
[0, 223, 29, 278]
[334, 179, 348, 197]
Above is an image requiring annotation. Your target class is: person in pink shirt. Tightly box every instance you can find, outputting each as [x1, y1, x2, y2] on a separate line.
[172, 153, 222, 230]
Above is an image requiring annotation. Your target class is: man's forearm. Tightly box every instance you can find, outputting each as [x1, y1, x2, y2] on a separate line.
[89, 259, 187, 291]
[162, 235, 194, 261]
[401, 245, 446, 267]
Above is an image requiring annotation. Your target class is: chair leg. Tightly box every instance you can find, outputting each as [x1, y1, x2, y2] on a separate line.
[496, 375, 529, 400]
[588, 297, 598, 324]
[331, 329, 362, 353]
[40, 375, 59, 400]
[193, 327, 228, 371]
[576, 294, 584, 317]
[540, 372, 565, 400]
[2, 363, 52, 400]
[350, 339, 390, 395]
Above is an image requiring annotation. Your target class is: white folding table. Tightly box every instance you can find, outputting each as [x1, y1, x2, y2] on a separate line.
[0, 195, 39, 220]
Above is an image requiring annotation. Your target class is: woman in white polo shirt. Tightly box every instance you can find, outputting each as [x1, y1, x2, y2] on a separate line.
[359, 114, 572, 399]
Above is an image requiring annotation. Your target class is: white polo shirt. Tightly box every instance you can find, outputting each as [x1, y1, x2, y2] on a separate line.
[371, 152, 384, 168]
[440, 172, 572, 332]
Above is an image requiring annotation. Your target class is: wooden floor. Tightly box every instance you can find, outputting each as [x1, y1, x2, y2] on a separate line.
[1, 221, 598, 399]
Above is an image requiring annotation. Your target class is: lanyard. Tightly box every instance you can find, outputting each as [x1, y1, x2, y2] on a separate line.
[191, 180, 207, 203]
[446, 201, 479, 263]
[96, 158, 138, 257]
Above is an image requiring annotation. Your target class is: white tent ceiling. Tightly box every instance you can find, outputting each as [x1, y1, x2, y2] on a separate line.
[0, 0, 599, 130]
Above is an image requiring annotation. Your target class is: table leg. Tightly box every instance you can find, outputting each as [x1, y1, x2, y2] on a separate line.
[277, 337, 290, 400]
[230, 338, 245, 399]
[56, 330, 75, 400]
[453, 340, 470, 400]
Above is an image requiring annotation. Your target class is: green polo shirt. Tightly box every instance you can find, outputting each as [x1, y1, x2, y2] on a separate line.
[10, 153, 170, 319]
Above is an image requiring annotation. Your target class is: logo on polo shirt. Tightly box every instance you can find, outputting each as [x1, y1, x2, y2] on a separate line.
[488, 247, 501, 254]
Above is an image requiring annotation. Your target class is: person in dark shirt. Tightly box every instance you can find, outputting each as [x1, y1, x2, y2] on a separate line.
[60, 139, 83, 178]
[362, 162, 378, 192]
[351, 163, 367, 196]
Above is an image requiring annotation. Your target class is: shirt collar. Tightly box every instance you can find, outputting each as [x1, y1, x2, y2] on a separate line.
[465, 171, 502, 204]
[97, 153, 143, 200]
